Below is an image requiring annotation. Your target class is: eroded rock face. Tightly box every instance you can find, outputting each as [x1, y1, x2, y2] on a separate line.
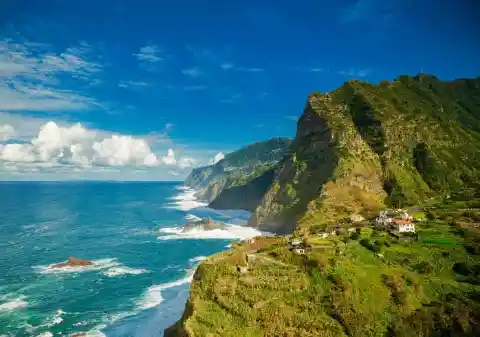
[51, 257, 92, 269]
[182, 218, 222, 232]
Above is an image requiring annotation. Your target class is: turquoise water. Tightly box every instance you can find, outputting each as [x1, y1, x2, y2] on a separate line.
[0, 182, 259, 336]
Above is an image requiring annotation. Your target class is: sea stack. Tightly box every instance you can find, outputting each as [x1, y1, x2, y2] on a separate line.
[51, 257, 93, 268]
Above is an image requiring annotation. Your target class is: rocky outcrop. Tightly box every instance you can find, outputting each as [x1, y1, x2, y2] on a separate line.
[51, 257, 92, 268]
[182, 218, 222, 232]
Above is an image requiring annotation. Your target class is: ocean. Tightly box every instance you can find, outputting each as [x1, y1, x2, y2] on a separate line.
[0, 181, 261, 337]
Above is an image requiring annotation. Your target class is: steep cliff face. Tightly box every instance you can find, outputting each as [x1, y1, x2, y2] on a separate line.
[209, 168, 276, 211]
[184, 138, 292, 208]
[250, 75, 480, 234]
[249, 94, 386, 234]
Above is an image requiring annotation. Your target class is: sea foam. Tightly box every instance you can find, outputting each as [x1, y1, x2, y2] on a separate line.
[157, 223, 264, 240]
[136, 256, 204, 311]
[165, 187, 207, 211]
[103, 267, 149, 277]
[0, 296, 28, 312]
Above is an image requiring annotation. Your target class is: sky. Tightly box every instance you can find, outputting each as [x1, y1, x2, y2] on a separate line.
[0, 0, 478, 180]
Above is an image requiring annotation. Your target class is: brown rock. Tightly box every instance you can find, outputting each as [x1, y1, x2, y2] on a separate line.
[51, 257, 93, 269]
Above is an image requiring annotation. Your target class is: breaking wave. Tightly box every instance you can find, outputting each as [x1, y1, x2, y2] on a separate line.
[157, 223, 265, 240]
[34, 258, 147, 279]
[0, 296, 28, 312]
[165, 187, 207, 211]
[103, 267, 149, 277]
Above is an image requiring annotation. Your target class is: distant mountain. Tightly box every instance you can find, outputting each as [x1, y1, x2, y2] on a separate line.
[250, 75, 480, 233]
[184, 137, 292, 210]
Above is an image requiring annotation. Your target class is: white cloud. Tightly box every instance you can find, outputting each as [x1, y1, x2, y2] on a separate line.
[181, 67, 201, 78]
[133, 45, 163, 63]
[178, 156, 196, 169]
[0, 124, 15, 141]
[338, 68, 371, 78]
[0, 38, 103, 112]
[92, 135, 159, 166]
[162, 149, 177, 165]
[0, 121, 173, 169]
[118, 80, 149, 89]
[310, 68, 324, 72]
[209, 152, 225, 165]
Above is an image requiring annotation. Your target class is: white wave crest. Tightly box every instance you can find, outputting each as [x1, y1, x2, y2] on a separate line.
[136, 256, 204, 311]
[158, 223, 265, 240]
[34, 258, 120, 274]
[36, 332, 53, 337]
[137, 271, 195, 310]
[188, 256, 207, 264]
[184, 213, 202, 222]
[103, 267, 149, 277]
[0, 296, 28, 312]
[166, 187, 207, 211]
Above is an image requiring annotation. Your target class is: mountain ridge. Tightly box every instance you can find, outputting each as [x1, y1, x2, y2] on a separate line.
[250, 75, 480, 234]
[184, 137, 292, 210]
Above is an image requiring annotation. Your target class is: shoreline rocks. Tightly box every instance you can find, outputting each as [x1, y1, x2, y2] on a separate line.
[51, 257, 92, 269]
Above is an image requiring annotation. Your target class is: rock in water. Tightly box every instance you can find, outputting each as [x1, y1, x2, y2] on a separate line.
[51, 257, 92, 269]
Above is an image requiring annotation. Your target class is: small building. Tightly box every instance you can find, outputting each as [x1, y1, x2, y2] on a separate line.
[391, 219, 415, 233]
[290, 238, 303, 246]
[347, 227, 357, 233]
[237, 265, 248, 273]
[248, 238, 256, 244]
[292, 247, 306, 255]
[318, 232, 330, 238]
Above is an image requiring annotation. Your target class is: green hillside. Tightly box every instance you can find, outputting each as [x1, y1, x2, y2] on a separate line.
[250, 75, 480, 234]
[168, 75, 480, 337]
[184, 138, 291, 208]
[166, 191, 480, 337]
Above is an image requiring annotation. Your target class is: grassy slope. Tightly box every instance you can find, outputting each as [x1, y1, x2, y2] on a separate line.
[170, 198, 480, 337]
[250, 76, 480, 234]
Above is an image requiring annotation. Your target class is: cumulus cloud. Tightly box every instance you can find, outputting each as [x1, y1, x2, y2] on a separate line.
[0, 124, 15, 141]
[178, 156, 196, 169]
[209, 152, 225, 165]
[0, 121, 176, 169]
[162, 149, 177, 165]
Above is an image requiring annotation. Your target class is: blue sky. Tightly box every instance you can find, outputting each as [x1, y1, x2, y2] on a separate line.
[0, 0, 478, 180]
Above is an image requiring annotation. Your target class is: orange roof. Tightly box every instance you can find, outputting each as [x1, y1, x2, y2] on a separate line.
[393, 219, 412, 225]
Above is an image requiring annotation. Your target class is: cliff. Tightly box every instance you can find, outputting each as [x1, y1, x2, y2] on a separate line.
[250, 75, 480, 234]
[184, 138, 292, 209]
[167, 75, 480, 337]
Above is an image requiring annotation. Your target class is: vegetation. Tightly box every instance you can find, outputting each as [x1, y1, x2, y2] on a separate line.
[251, 75, 480, 234]
[166, 197, 480, 336]
[184, 138, 292, 208]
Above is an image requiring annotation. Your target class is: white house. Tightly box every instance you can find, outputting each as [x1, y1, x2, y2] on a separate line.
[292, 247, 306, 255]
[290, 238, 302, 246]
[391, 219, 415, 233]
